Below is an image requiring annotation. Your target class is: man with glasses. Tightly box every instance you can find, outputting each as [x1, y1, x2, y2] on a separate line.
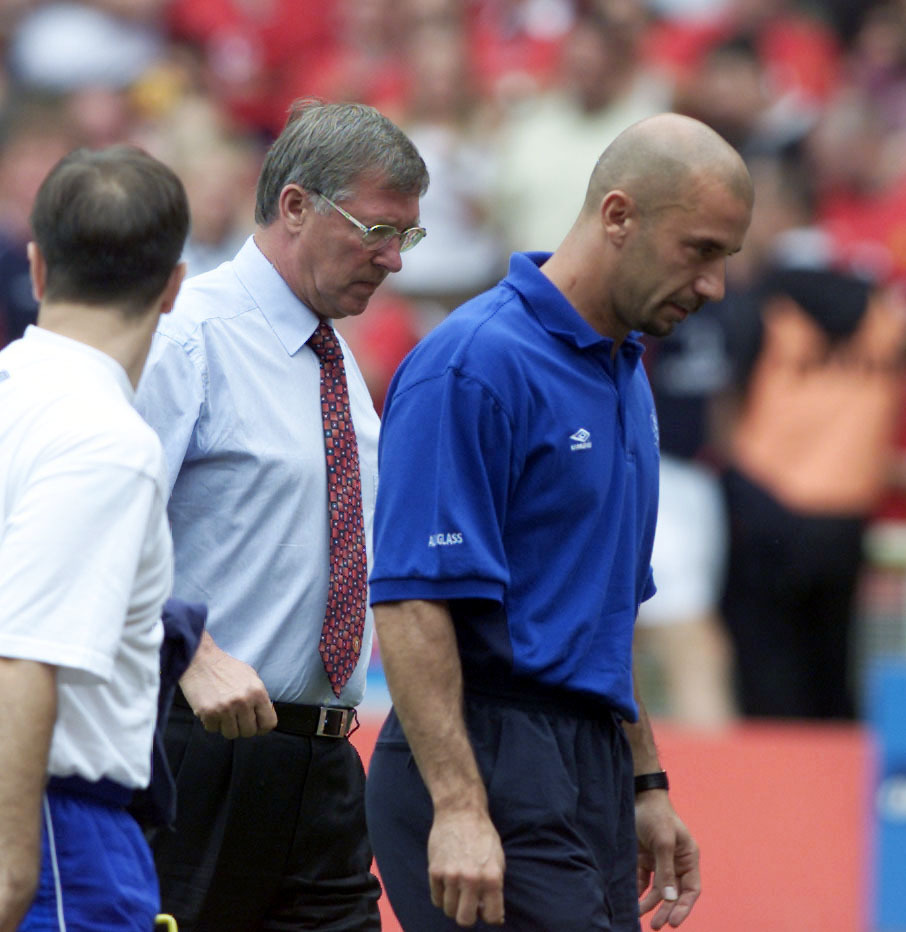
[135, 98, 428, 931]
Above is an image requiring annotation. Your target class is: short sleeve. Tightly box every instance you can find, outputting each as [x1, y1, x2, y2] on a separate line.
[0, 451, 162, 680]
[370, 370, 514, 604]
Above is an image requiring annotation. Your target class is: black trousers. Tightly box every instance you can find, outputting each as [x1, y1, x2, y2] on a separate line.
[150, 701, 381, 931]
[366, 693, 638, 932]
[721, 468, 864, 719]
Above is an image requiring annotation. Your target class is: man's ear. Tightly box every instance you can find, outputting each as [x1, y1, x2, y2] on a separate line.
[26, 241, 46, 302]
[158, 262, 187, 317]
[278, 183, 311, 233]
[600, 190, 635, 245]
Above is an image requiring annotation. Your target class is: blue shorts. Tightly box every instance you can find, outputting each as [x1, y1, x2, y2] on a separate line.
[19, 779, 159, 932]
[366, 690, 640, 931]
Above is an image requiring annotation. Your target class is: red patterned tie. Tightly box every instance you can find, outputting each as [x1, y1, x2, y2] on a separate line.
[308, 319, 368, 697]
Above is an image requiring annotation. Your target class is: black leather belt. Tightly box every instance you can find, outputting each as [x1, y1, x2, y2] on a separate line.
[273, 700, 357, 738]
[172, 689, 356, 739]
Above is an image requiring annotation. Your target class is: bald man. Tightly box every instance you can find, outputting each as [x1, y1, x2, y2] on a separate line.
[365, 114, 753, 931]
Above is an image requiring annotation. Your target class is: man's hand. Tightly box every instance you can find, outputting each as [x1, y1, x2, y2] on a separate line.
[375, 601, 505, 926]
[179, 633, 277, 738]
[427, 806, 506, 927]
[636, 790, 701, 929]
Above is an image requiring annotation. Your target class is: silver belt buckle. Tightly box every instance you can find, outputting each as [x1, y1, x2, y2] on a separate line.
[316, 706, 351, 738]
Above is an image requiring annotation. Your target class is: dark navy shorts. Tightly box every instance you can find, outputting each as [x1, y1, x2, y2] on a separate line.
[19, 779, 159, 932]
[366, 690, 640, 931]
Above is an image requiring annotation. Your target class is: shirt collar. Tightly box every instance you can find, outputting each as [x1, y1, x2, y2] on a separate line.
[22, 325, 135, 400]
[504, 251, 644, 360]
[232, 236, 320, 356]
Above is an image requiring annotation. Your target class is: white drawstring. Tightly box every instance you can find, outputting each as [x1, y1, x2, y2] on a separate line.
[41, 796, 67, 931]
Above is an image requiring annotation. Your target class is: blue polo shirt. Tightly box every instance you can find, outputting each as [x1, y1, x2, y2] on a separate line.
[370, 252, 659, 720]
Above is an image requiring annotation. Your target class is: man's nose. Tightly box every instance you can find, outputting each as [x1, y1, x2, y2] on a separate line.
[695, 259, 726, 303]
[372, 237, 403, 273]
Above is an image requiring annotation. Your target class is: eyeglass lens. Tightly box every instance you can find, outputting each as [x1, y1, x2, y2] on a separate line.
[363, 225, 425, 253]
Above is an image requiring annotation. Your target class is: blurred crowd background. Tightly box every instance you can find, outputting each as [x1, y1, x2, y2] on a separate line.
[3, 0, 906, 730]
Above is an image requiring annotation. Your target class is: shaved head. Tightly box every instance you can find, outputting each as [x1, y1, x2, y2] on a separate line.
[544, 111, 754, 347]
[584, 113, 753, 217]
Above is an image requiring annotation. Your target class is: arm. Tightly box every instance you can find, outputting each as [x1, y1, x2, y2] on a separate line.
[137, 331, 277, 740]
[624, 676, 701, 930]
[178, 631, 277, 739]
[0, 659, 56, 932]
[374, 600, 505, 927]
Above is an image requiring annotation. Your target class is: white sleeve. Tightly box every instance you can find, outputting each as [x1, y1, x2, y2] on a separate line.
[0, 452, 160, 682]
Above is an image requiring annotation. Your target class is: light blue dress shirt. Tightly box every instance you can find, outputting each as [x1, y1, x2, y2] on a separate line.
[135, 236, 380, 707]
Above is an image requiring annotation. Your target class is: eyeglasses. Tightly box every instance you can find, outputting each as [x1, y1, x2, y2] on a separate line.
[315, 191, 426, 253]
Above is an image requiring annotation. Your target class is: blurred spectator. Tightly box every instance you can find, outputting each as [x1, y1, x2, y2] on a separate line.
[3, 0, 169, 147]
[300, 0, 409, 122]
[164, 0, 331, 136]
[6, 0, 166, 92]
[630, 107, 807, 733]
[638, 149, 828, 727]
[493, 7, 673, 252]
[0, 96, 77, 348]
[140, 94, 260, 277]
[677, 33, 815, 157]
[469, 0, 576, 105]
[809, 87, 906, 279]
[848, 1, 906, 133]
[720, 151, 906, 719]
[61, 85, 137, 148]
[646, 0, 730, 21]
[645, 0, 841, 118]
[635, 302, 738, 731]
[391, 12, 507, 315]
[177, 139, 258, 277]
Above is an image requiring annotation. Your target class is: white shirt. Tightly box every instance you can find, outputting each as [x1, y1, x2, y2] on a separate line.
[0, 327, 171, 788]
[135, 237, 380, 707]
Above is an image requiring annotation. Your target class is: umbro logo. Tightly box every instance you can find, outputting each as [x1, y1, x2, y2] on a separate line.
[570, 428, 592, 451]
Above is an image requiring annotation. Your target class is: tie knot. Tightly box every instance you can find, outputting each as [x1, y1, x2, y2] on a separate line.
[308, 319, 341, 361]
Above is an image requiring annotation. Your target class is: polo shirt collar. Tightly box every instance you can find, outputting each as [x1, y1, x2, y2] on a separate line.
[505, 251, 644, 360]
[232, 235, 320, 356]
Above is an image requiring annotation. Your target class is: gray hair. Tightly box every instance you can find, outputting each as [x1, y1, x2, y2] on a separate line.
[255, 99, 429, 225]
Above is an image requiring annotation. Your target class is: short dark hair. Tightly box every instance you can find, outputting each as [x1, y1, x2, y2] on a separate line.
[255, 98, 429, 225]
[30, 145, 190, 315]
